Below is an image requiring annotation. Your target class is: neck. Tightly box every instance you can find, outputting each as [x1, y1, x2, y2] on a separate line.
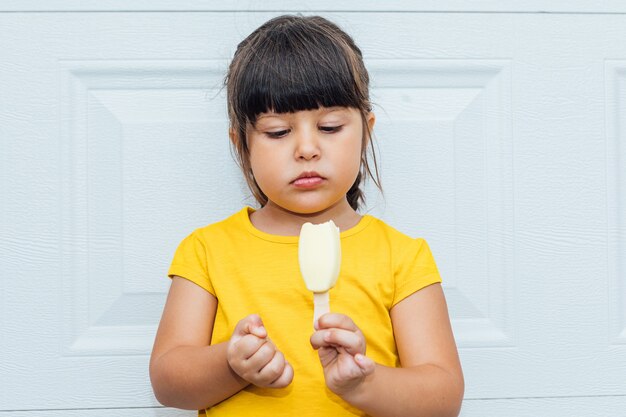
[249, 198, 362, 236]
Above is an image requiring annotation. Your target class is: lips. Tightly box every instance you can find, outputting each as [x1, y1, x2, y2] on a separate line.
[292, 171, 325, 188]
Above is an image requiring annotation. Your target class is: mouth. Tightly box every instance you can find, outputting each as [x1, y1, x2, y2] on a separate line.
[292, 171, 325, 188]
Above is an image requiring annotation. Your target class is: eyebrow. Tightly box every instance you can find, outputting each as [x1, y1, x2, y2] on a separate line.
[256, 107, 347, 120]
[256, 113, 281, 121]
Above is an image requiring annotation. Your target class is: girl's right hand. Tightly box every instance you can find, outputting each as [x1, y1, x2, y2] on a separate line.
[226, 314, 294, 388]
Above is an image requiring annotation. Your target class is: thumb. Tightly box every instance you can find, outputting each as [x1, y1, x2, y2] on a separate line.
[234, 314, 267, 340]
[246, 314, 268, 338]
[354, 354, 376, 376]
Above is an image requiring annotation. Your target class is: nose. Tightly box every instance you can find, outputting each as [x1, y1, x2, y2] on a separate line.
[294, 128, 320, 161]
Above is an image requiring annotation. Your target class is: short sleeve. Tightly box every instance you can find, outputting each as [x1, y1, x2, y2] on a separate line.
[167, 231, 215, 295]
[392, 238, 442, 306]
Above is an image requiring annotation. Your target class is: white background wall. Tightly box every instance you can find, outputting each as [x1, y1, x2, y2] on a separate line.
[1, 1, 625, 416]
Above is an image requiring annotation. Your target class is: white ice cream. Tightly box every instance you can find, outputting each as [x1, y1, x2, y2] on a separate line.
[298, 220, 341, 293]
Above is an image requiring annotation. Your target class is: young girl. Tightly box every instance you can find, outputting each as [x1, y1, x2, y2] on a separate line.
[150, 14, 464, 417]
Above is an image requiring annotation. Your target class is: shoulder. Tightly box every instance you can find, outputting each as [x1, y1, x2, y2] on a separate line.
[363, 215, 436, 267]
[168, 208, 251, 257]
[188, 207, 250, 241]
[364, 215, 427, 246]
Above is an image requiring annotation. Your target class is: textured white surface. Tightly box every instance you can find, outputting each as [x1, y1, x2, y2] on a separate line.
[2, 1, 626, 12]
[368, 58, 515, 348]
[1, 6, 625, 416]
[606, 60, 626, 347]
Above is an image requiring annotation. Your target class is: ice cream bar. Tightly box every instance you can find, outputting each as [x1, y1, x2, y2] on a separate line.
[298, 220, 341, 323]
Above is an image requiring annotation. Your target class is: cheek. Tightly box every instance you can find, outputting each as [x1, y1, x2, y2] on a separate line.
[248, 144, 281, 188]
[248, 139, 266, 172]
[249, 152, 270, 179]
[337, 139, 364, 178]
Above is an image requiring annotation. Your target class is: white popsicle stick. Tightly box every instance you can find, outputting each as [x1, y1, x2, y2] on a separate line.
[313, 291, 330, 324]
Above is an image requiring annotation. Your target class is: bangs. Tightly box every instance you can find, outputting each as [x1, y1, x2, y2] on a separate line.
[234, 25, 364, 124]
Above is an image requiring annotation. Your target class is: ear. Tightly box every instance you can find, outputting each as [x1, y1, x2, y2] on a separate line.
[229, 127, 237, 146]
[366, 111, 376, 133]
[364, 112, 376, 145]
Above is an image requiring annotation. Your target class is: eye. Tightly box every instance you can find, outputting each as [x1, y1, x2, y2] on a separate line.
[265, 129, 290, 139]
[319, 125, 343, 133]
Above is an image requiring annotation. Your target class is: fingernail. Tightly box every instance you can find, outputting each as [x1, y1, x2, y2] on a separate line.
[313, 320, 319, 330]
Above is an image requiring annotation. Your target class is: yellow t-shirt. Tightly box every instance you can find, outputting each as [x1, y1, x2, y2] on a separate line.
[167, 207, 442, 416]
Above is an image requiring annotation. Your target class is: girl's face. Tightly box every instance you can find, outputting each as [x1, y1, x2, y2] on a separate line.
[245, 106, 375, 215]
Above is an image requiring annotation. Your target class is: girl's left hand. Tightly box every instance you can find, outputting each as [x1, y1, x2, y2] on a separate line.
[309, 313, 376, 397]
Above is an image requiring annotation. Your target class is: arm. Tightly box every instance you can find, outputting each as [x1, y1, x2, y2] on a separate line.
[311, 283, 464, 417]
[149, 276, 293, 410]
[149, 276, 246, 409]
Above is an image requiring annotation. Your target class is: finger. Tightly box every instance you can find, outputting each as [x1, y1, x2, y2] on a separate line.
[317, 346, 338, 368]
[232, 314, 266, 342]
[310, 328, 358, 350]
[257, 350, 287, 386]
[312, 328, 365, 356]
[335, 348, 366, 380]
[245, 338, 276, 372]
[243, 314, 267, 338]
[233, 334, 267, 360]
[269, 361, 294, 388]
[315, 313, 357, 332]
[354, 353, 376, 376]
[310, 330, 325, 350]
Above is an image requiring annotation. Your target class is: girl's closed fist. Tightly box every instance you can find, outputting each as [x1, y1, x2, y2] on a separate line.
[227, 314, 294, 388]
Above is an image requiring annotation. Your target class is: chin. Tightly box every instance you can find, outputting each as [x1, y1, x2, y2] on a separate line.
[285, 204, 325, 215]
[283, 197, 345, 216]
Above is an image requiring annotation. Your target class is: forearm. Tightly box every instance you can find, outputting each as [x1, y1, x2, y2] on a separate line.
[343, 363, 464, 417]
[150, 342, 248, 410]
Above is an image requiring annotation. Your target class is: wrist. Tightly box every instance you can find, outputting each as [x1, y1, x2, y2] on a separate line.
[222, 343, 251, 388]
